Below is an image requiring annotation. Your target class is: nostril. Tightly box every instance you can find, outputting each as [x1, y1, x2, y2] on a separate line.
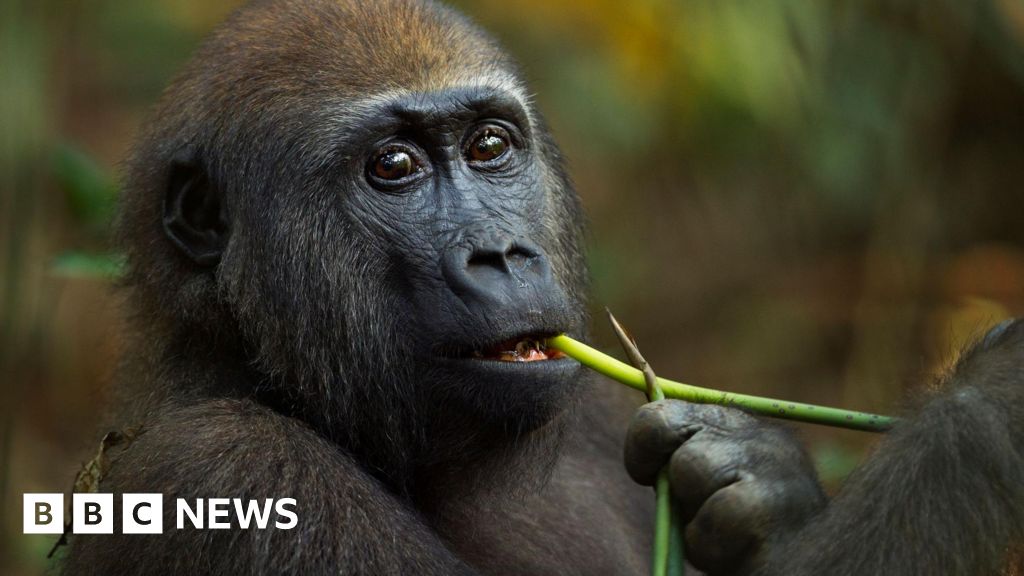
[467, 251, 509, 271]
[506, 245, 536, 270]
[466, 243, 539, 272]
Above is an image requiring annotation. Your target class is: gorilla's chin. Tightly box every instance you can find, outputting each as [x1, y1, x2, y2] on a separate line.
[424, 351, 584, 436]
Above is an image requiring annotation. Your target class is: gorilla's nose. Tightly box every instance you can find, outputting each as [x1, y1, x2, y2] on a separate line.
[442, 226, 554, 308]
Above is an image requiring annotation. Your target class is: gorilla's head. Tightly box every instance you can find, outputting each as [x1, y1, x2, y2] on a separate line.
[120, 0, 589, 483]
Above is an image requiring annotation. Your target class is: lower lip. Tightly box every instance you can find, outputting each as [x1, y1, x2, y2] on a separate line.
[437, 355, 579, 375]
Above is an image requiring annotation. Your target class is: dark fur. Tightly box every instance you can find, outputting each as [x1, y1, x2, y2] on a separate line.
[63, 0, 1024, 575]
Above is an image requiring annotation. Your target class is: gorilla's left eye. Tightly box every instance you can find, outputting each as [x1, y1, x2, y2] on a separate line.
[466, 126, 511, 164]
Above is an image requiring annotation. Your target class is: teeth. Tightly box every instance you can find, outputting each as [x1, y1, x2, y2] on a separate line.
[470, 337, 558, 362]
[515, 339, 542, 355]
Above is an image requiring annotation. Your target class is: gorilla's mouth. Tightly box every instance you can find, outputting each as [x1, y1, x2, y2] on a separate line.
[472, 336, 566, 362]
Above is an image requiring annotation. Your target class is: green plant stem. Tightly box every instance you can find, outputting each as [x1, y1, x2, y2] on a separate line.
[652, 469, 673, 576]
[667, 512, 685, 576]
[548, 335, 895, 432]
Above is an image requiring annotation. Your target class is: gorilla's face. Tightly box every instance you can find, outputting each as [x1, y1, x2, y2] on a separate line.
[351, 88, 582, 395]
[326, 85, 587, 428]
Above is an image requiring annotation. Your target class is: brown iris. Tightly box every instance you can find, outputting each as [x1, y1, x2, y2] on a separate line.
[468, 128, 510, 163]
[371, 148, 416, 181]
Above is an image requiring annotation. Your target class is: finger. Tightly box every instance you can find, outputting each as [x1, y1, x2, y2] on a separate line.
[683, 481, 770, 574]
[624, 400, 703, 485]
[668, 437, 748, 522]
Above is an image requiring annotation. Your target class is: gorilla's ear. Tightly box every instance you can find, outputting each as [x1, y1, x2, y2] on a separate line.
[163, 154, 229, 266]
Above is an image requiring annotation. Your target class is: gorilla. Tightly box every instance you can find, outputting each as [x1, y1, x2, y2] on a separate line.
[63, 0, 1023, 574]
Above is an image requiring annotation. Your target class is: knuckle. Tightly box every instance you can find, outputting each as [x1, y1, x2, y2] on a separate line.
[628, 401, 697, 447]
[670, 441, 743, 484]
[699, 484, 769, 538]
[634, 399, 697, 426]
[668, 443, 709, 484]
[684, 484, 765, 572]
[668, 441, 746, 519]
[631, 399, 674, 429]
[627, 409, 674, 453]
[729, 474, 824, 531]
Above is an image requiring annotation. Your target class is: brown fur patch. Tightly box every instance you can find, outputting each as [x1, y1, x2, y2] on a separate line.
[173, 0, 520, 112]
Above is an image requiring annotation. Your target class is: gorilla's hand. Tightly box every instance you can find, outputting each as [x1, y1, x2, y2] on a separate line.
[624, 400, 826, 576]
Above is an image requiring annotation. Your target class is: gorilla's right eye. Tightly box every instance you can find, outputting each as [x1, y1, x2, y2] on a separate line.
[372, 149, 415, 180]
[367, 146, 423, 187]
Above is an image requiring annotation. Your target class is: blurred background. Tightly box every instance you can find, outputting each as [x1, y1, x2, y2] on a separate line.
[3, 0, 1024, 572]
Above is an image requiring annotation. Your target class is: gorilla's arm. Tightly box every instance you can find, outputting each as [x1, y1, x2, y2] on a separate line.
[764, 320, 1024, 576]
[626, 320, 1024, 576]
[63, 399, 476, 576]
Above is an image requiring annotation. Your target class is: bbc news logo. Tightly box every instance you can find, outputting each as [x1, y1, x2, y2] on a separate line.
[24, 494, 297, 534]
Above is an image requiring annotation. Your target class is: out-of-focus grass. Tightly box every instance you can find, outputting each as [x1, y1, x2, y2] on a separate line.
[53, 145, 118, 235]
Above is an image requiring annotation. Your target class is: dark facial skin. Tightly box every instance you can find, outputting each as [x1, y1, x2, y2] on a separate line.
[62, 0, 1023, 574]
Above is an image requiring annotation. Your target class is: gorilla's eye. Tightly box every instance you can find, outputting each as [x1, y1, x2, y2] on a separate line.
[467, 126, 510, 164]
[369, 147, 419, 182]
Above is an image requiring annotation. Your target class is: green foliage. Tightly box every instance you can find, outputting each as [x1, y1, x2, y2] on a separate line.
[50, 144, 123, 279]
[53, 144, 119, 233]
[50, 252, 125, 280]
[812, 441, 863, 487]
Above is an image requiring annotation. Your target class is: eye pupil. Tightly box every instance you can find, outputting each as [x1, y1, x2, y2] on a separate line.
[469, 131, 509, 162]
[373, 149, 415, 180]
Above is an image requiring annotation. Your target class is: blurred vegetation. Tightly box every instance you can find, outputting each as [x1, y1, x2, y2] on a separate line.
[3, 0, 1024, 573]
